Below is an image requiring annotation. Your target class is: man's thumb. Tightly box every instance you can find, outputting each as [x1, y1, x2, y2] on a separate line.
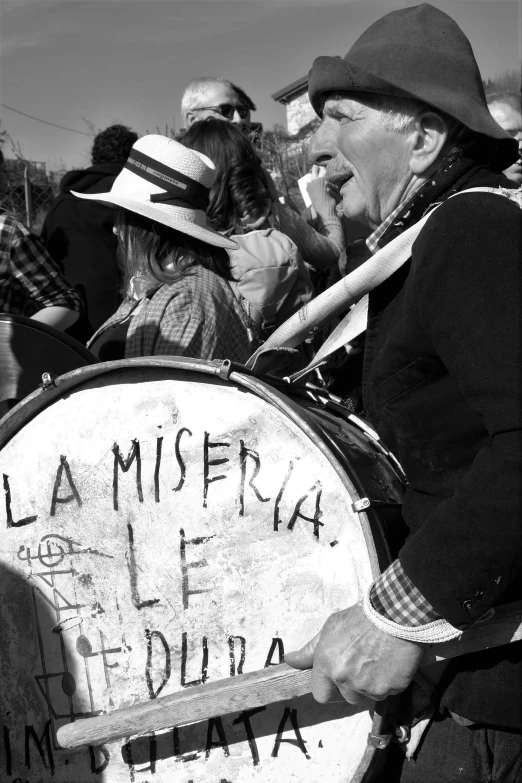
[284, 633, 320, 670]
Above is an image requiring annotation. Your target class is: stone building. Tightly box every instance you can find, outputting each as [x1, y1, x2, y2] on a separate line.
[271, 76, 315, 136]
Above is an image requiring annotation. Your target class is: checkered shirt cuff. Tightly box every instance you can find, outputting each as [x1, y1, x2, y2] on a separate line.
[370, 559, 440, 626]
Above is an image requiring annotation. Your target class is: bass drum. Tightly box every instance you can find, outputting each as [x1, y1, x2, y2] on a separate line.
[0, 357, 406, 783]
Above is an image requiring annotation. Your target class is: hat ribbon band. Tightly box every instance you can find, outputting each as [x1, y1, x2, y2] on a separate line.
[125, 149, 210, 211]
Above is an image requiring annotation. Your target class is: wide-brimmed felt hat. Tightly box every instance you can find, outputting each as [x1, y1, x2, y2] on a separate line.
[308, 3, 518, 171]
[72, 134, 237, 250]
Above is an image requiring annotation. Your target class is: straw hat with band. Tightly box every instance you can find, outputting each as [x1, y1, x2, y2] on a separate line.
[308, 3, 519, 172]
[72, 134, 237, 250]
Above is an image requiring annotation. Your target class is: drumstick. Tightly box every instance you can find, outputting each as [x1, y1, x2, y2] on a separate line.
[57, 599, 522, 750]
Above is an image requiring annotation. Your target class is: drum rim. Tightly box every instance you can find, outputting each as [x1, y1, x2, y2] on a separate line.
[0, 355, 387, 780]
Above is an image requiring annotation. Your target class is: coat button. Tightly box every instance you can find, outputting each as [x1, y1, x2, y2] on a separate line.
[462, 600, 473, 611]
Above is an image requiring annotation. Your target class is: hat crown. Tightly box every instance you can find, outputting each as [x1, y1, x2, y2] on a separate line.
[345, 4, 484, 98]
[131, 135, 216, 190]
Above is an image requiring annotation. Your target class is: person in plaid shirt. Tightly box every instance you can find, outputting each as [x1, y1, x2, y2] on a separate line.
[0, 152, 82, 330]
[286, 6, 522, 781]
[78, 134, 253, 363]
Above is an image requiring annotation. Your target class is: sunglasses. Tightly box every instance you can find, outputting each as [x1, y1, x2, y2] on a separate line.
[196, 103, 249, 120]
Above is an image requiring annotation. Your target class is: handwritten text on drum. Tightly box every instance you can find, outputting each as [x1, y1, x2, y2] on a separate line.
[3, 430, 325, 539]
[2, 425, 333, 780]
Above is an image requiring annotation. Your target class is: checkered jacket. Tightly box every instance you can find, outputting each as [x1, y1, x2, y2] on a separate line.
[95, 265, 255, 363]
[0, 211, 82, 317]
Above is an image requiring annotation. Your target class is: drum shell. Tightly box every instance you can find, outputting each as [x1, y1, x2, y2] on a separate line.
[0, 313, 97, 417]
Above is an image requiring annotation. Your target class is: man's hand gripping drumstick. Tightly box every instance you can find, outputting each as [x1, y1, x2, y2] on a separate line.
[285, 602, 423, 705]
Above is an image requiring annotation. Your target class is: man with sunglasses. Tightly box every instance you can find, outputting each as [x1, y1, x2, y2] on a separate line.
[181, 77, 254, 131]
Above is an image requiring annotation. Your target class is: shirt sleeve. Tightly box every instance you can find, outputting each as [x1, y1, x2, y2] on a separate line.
[273, 201, 344, 270]
[370, 559, 440, 626]
[10, 223, 82, 312]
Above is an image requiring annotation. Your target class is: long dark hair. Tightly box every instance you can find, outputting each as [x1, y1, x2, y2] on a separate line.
[116, 207, 233, 289]
[180, 119, 268, 231]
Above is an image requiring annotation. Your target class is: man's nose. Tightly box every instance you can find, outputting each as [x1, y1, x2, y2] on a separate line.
[231, 109, 243, 125]
[308, 124, 334, 166]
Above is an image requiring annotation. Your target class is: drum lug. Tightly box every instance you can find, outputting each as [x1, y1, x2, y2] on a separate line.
[367, 724, 411, 750]
[218, 359, 233, 380]
[353, 497, 372, 512]
[368, 732, 394, 750]
[41, 372, 58, 390]
[352, 497, 402, 513]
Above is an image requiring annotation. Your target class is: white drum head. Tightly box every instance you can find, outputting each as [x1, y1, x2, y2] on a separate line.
[0, 362, 385, 782]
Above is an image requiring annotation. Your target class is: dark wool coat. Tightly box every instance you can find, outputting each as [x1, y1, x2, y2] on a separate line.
[362, 169, 522, 728]
[41, 163, 124, 343]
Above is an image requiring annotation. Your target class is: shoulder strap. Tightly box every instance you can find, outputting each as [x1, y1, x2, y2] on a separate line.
[246, 186, 520, 379]
[246, 203, 438, 372]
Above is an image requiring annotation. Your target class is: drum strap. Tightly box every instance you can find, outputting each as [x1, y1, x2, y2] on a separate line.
[246, 187, 521, 381]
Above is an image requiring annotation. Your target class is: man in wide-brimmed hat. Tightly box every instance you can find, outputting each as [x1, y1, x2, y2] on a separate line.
[287, 4, 522, 780]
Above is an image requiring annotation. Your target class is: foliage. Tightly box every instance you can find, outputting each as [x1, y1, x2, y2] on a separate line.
[483, 70, 521, 98]
[0, 132, 58, 231]
[252, 120, 320, 210]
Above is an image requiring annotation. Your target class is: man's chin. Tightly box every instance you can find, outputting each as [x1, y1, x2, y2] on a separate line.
[341, 196, 370, 228]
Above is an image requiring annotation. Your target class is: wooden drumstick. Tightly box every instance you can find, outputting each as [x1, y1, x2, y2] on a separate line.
[57, 600, 522, 750]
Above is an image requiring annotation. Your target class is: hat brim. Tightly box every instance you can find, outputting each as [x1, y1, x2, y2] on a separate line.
[71, 190, 238, 250]
[308, 56, 519, 171]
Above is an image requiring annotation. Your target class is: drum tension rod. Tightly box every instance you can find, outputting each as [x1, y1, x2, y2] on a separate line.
[352, 497, 402, 513]
[41, 372, 59, 390]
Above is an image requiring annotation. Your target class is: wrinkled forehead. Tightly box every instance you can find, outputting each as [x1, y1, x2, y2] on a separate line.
[321, 92, 373, 118]
[196, 82, 244, 109]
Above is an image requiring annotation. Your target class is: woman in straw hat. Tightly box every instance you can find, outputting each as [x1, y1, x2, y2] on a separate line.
[75, 135, 255, 362]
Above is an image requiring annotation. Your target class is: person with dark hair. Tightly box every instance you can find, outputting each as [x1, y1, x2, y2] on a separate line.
[284, 5, 522, 781]
[41, 123, 138, 342]
[90, 124, 141, 166]
[76, 135, 253, 362]
[181, 118, 313, 337]
[487, 92, 522, 185]
[0, 150, 81, 329]
[184, 116, 343, 270]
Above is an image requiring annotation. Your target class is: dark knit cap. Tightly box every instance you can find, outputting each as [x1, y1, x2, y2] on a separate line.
[308, 3, 518, 171]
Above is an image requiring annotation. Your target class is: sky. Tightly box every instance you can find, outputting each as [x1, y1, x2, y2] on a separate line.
[1, 0, 521, 171]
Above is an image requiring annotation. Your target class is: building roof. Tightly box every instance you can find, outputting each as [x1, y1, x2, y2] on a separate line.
[271, 75, 308, 104]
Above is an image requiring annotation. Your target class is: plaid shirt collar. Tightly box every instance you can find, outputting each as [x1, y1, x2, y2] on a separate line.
[366, 195, 416, 255]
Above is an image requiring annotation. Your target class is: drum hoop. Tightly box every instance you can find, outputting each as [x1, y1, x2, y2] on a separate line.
[0, 355, 387, 780]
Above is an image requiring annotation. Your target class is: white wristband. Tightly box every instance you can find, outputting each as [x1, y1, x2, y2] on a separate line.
[362, 586, 463, 644]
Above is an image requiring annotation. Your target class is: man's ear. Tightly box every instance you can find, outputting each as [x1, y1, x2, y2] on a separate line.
[408, 111, 449, 175]
[185, 112, 197, 128]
